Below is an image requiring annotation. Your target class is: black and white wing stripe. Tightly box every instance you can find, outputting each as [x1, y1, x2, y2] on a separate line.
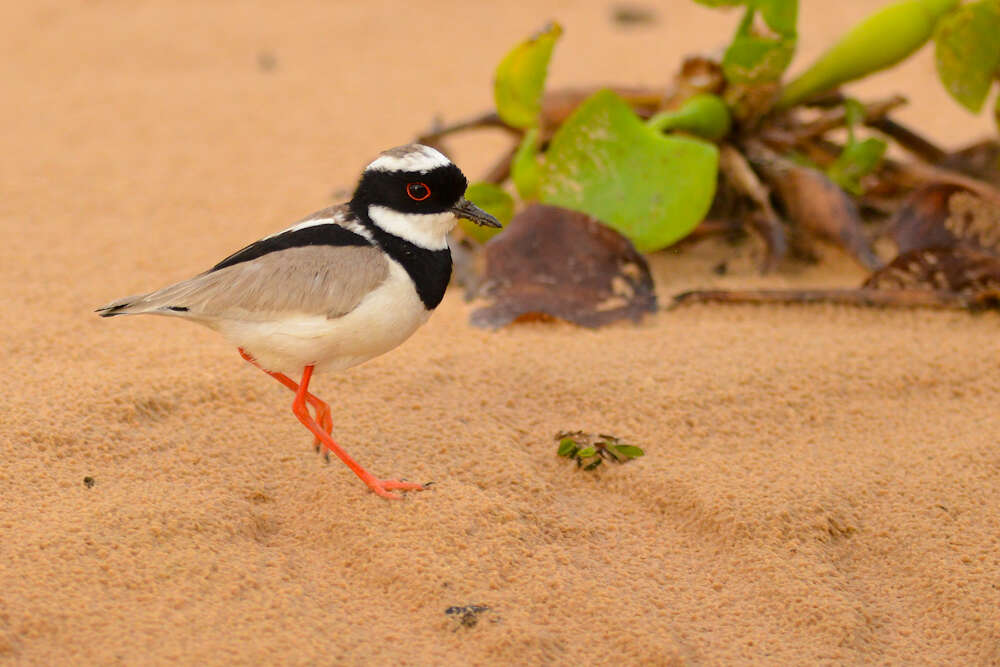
[97, 206, 389, 320]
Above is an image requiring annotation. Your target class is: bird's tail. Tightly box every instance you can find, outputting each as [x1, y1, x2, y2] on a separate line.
[95, 291, 190, 317]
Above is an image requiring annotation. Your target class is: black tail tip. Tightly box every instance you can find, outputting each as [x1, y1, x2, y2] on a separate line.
[95, 304, 128, 317]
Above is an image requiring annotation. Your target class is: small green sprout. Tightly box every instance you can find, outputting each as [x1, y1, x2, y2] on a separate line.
[555, 431, 644, 471]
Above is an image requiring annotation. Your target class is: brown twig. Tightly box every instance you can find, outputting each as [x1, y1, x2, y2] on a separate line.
[539, 86, 664, 125]
[480, 143, 519, 184]
[718, 143, 786, 272]
[884, 159, 1000, 208]
[671, 287, 973, 310]
[416, 86, 665, 148]
[416, 111, 516, 146]
[865, 116, 947, 164]
[760, 95, 907, 151]
[743, 138, 882, 271]
[672, 218, 744, 246]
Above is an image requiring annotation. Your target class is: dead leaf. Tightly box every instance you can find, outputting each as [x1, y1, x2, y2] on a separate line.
[864, 246, 1000, 295]
[887, 183, 967, 254]
[938, 139, 1000, 188]
[470, 204, 657, 328]
[777, 165, 882, 269]
[718, 143, 786, 272]
[888, 182, 1000, 255]
[745, 140, 882, 270]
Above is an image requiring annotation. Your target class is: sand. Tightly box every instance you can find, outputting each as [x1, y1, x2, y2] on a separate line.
[2, 1, 999, 664]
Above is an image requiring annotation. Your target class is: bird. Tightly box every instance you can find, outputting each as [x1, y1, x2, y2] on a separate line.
[96, 144, 501, 499]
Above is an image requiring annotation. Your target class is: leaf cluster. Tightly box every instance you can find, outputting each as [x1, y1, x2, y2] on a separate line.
[556, 431, 644, 471]
[420, 1, 1000, 325]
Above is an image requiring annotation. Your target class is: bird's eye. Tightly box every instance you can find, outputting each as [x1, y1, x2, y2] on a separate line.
[406, 182, 431, 201]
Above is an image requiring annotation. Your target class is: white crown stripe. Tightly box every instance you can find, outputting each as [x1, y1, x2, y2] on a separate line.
[366, 145, 451, 173]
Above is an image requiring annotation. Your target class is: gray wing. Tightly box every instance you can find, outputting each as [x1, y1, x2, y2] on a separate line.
[97, 244, 390, 321]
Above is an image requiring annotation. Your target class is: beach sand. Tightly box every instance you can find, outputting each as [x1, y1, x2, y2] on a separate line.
[2, 1, 998, 663]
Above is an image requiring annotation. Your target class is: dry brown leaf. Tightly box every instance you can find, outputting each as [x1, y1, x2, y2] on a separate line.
[887, 183, 966, 254]
[888, 182, 1000, 255]
[718, 143, 786, 272]
[774, 165, 881, 270]
[938, 139, 1000, 188]
[864, 246, 1000, 295]
[745, 140, 882, 270]
[470, 204, 657, 328]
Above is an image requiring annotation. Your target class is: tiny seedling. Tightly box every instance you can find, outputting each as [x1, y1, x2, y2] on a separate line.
[555, 431, 644, 470]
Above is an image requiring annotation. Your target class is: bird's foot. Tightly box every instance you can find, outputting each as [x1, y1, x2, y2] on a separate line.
[367, 478, 430, 500]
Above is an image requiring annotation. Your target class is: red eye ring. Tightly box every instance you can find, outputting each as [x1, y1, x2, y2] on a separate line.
[406, 182, 431, 201]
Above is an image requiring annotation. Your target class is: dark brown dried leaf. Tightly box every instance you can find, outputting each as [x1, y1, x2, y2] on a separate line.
[886, 183, 966, 254]
[471, 204, 657, 328]
[775, 165, 881, 269]
[937, 139, 1000, 188]
[745, 140, 881, 270]
[718, 143, 786, 272]
[864, 246, 1000, 295]
[887, 182, 1000, 255]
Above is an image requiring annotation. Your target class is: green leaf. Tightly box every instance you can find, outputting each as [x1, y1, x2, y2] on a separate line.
[723, 6, 796, 84]
[461, 182, 513, 243]
[778, 0, 959, 109]
[646, 93, 732, 141]
[584, 459, 602, 471]
[841, 97, 867, 145]
[755, 0, 798, 35]
[934, 0, 1000, 112]
[557, 438, 578, 457]
[694, 0, 798, 30]
[843, 97, 866, 131]
[612, 444, 645, 459]
[538, 90, 719, 252]
[512, 127, 542, 200]
[576, 447, 597, 459]
[494, 23, 563, 129]
[826, 137, 888, 195]
[995, 90, 1000, 133]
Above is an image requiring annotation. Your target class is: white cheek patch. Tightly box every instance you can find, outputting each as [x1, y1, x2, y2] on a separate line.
[368, 205, 456, 250]
[366, 145, 452, 173]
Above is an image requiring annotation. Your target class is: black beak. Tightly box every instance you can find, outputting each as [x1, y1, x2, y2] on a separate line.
[451, 198, 502, 228]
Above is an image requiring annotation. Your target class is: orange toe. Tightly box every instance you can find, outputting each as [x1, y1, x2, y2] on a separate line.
[368, 478, 428, 499]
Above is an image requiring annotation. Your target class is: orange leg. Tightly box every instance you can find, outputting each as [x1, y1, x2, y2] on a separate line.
[291, 365, 426, 500]
[239, 349, 426, 500]
[239, 348, 332, 456]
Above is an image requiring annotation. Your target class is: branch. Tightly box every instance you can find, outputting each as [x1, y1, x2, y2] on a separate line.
[671, 287, 972, 309]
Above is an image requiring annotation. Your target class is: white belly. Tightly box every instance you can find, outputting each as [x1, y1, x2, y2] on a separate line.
[214, 260, 431, 375]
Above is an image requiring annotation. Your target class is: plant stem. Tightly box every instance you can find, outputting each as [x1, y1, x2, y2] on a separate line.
[671, 287, 973, 309]
[865, 117, 947, 163]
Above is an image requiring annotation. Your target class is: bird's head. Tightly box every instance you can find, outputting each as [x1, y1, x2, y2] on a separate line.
[350, 144, 501, 250]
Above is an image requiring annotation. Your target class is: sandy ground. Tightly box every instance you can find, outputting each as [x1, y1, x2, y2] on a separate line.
[2, 0, 999, 664]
